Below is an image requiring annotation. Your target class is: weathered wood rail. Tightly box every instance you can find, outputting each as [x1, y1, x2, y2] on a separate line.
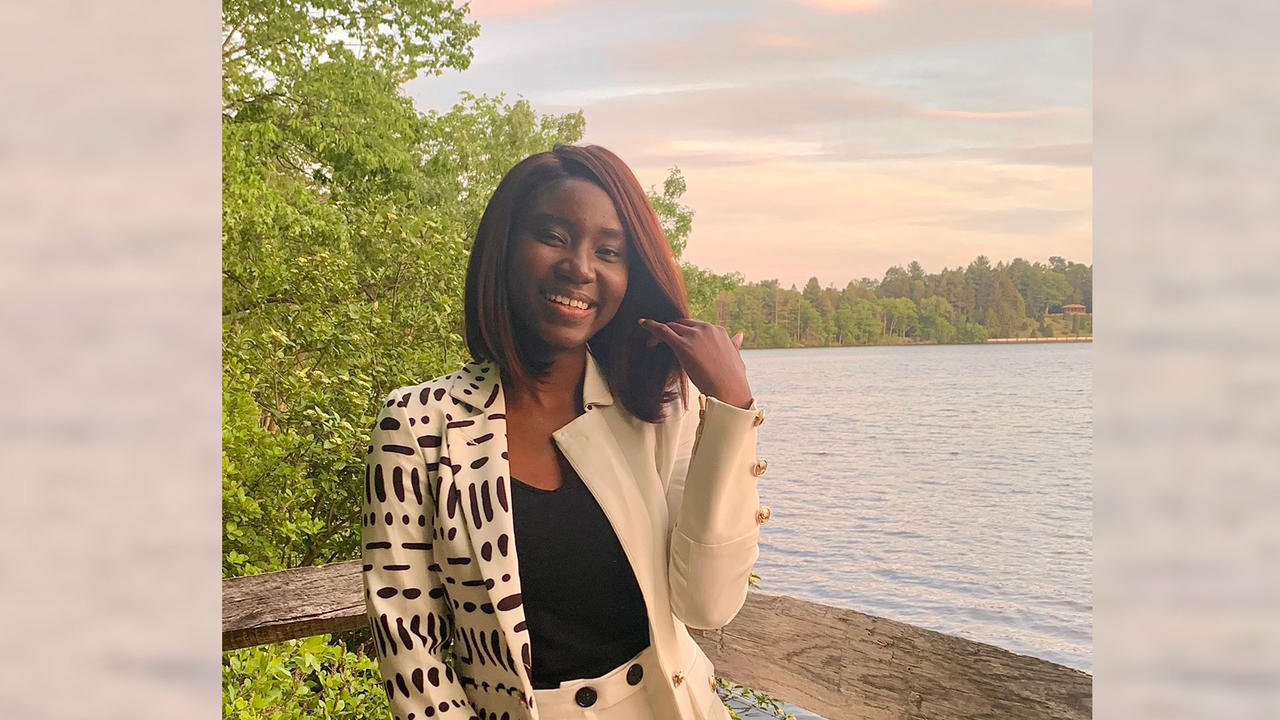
[224, 561, 1091, 720]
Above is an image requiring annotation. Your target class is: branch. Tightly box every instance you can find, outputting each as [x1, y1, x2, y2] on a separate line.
[222, 15, 248, 54]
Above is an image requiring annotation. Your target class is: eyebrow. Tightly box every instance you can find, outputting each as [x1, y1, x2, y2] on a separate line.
[525, 212, 626, 242]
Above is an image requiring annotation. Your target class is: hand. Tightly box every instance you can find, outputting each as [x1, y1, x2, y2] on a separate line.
[637, 318, 754, 409]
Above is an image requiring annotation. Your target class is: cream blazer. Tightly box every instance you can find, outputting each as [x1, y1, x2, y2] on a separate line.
[361, 349, 766, 720]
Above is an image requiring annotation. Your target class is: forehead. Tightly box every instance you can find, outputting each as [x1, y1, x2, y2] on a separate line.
[521, 177, 623, 232]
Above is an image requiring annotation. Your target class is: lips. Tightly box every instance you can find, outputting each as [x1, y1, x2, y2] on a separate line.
[540, 292, 595, 323]
[542, 291, 595, 310]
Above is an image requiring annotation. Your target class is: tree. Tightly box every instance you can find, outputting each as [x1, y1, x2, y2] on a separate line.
[880, 297, 919, 338]
[879, 265, 912, 298]
[918, 296, 957, 343]
[649, 167, 694, 260]
[986, 271, 1027, 337]
[965, 255, 995, 324]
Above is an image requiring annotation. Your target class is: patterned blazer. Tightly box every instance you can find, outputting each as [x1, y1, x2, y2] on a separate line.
[361, 349, 767, 720]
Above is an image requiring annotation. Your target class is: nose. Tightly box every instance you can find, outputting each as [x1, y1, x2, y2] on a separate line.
[556, 243, 595, 284]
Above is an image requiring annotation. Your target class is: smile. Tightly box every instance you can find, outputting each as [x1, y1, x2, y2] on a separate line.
[543, 293, 594, 311]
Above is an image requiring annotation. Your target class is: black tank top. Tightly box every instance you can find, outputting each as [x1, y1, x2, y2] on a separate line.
[510, 456, 650, 689]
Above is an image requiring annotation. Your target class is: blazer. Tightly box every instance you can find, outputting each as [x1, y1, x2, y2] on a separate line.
[361, 349, 767, 720]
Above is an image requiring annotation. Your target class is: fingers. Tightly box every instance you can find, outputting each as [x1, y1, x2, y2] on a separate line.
[637, 318, 684, 347]
[731, 331, 744, 349]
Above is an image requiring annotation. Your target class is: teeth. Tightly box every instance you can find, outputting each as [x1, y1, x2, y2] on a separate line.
[547, 294, 589, 310]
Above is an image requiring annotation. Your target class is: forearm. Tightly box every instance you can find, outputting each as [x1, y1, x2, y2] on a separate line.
[668, 393, 765, 629]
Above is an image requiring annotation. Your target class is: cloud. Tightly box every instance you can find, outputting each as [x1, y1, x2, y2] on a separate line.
[791, 0, 884, 14]
[660, 158, 1091, 285]
[927, 108, 1081, 120]
[958, 142, 1092, 166]
[746, 33, 817, 50]
[465, 0, 568, 18]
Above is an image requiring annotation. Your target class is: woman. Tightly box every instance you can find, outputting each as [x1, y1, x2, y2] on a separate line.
[362, 144, 769, 720]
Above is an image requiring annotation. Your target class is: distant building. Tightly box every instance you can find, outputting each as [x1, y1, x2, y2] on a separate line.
[1063, 304, 1087, 315]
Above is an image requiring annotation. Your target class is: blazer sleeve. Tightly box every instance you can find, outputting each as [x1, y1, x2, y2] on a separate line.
[362, 388, 474, 718]
[664, 375, 764, 630]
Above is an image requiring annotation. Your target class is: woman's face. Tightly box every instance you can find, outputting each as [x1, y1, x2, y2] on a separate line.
[507, 177, 629, 358]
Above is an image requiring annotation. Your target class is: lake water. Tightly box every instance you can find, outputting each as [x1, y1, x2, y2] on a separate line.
[734, 343, 1091, 717]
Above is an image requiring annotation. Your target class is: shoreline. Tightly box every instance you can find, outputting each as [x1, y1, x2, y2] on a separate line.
[740, 336, 1093, 350]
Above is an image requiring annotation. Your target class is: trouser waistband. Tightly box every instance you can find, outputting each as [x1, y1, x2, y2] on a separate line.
[532, 644, 658, 716]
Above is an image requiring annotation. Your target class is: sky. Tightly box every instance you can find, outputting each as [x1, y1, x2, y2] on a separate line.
[405, 0, 1092, 289]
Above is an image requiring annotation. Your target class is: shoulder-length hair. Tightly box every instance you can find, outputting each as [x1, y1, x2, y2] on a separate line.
[464, 144, 690, 422]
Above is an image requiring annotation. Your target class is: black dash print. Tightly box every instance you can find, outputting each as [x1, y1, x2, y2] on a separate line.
[381, 444, 414, 455]
[373, 465, 387, 502]
[410, 467, 423, 504]
[401, 542, 432, 550]
[365, 541, 391, 550]
[433, 387, 446, 401]
[376, 587, 398, 598]
[379, 416, 400, 431]
[417, 435, 441, 448]
[496, 478, 508, 512]
[447, 419, 475, 429]
[382, 564, 410, 571]
[481, 480, 494, 521]
[469, 485, 482, 529]
[392, 466, 406, 502]
[496, 593, 522, 611]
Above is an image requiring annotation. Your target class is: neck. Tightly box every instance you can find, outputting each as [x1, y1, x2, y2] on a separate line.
[506, 345, 588, 414]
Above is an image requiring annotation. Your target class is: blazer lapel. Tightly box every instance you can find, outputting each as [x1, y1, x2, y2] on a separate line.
[442, 360, 537, 705]
[551, 351, 663, 613]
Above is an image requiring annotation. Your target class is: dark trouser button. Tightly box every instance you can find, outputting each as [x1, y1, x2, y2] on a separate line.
[575, 686, 597, 707]
[626, 663, 644, 685]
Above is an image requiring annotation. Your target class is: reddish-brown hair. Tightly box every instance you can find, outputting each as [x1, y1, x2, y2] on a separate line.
[464, 144, 690, 422]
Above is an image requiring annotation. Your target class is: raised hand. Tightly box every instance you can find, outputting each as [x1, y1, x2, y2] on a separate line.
[637, 318, 753, 409]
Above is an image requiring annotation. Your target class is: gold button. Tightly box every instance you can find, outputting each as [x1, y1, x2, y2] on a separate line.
[752, 408, 765, 426]
[751, 459, 768, 476]
[756, 506, 772, 524]
[672, 671, 685, 686]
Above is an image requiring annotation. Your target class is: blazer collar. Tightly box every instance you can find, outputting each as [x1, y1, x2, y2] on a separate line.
[447, 346, 614, 415]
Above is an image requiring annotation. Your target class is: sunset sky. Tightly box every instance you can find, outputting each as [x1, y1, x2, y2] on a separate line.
[406, 0, 1092, 289]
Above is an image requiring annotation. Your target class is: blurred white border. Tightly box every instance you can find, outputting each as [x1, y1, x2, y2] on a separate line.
[1095, 1, 1280, 718]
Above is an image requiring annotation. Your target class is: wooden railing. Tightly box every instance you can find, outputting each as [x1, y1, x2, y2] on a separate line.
[223, 561, 1092, 720]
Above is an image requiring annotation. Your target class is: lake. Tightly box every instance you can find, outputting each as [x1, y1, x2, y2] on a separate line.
[734, 343, 1091, 716]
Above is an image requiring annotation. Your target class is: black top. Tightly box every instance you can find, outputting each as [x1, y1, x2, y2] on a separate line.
[510, 453, 650, 689]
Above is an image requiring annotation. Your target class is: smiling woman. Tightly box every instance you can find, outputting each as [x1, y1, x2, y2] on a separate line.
[360, 144, 767, 720]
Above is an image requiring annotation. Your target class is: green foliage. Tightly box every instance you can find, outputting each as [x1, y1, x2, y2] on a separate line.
[649, 167, 694, 260]
[704, 254, 1090, 348]
[223, 636, 388, 720]
[716, 679, 798, 720]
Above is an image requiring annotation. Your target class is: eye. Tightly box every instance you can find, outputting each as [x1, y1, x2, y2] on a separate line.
[597, 246, 624, 260]
[537, 231, 566, 245]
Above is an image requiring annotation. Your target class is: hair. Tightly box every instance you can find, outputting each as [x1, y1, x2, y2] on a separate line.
[464, 144, 690, 422]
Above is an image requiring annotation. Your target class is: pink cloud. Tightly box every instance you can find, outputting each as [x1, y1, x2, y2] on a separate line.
[792, 0, 884, 13]
[747, 33, 817, 50]
[465, 0, 566, 19]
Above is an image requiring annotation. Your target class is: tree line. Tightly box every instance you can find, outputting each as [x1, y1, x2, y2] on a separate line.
[677, 255, 1092, 348]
